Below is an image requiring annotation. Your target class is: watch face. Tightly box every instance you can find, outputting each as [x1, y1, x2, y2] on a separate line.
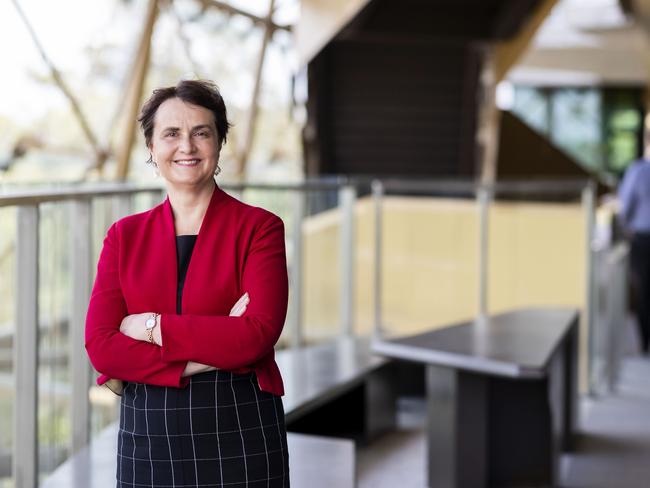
[145, 318, 155, 330]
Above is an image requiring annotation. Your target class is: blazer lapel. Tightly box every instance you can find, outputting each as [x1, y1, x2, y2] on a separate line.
[161, 196, 180, 314]
[165, 185, 228, 315]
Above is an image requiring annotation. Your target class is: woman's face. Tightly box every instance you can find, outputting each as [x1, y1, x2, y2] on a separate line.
[149, 97, 221, 190]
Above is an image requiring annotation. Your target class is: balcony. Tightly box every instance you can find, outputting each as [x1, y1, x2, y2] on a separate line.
[0, 177, 628, 487]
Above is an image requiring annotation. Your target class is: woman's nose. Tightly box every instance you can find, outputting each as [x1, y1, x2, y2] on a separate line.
[178, 134, 195, 153]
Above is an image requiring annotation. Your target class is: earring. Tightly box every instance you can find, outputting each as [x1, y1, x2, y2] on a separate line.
[151, 160, 160, 178]
[214, 165, 221, 177]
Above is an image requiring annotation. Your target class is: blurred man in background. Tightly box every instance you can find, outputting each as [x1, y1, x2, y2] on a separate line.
[618, 135, 650, 355]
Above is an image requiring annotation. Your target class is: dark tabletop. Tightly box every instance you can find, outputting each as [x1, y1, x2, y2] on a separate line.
[372, 307, 579, 378]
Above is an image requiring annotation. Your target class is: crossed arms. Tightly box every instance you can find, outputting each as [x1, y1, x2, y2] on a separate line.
[84, 215, 288, 388]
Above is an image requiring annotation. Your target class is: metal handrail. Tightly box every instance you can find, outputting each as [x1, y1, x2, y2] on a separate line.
[0, 177, 593, 207]
[0, 183, 162, 207]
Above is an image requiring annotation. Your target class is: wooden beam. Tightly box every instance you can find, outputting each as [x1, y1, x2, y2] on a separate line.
[114, 0, 159, 181]
[171, 2, 203, 77]
[233, 0, 276, 179]
[197, 0, 291, 32]
[477, 48, 501, 185]
[494, 0, 559, 82]
[11, 0, 104, 163]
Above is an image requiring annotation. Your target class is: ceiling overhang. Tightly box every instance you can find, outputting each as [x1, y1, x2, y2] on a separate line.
[295, 0, 372, 66]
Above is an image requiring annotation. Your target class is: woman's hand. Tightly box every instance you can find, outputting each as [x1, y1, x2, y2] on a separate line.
[119, 313, 152, 342]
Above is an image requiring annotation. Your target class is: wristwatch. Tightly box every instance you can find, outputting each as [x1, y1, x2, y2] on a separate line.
[145, 313, 160, 345]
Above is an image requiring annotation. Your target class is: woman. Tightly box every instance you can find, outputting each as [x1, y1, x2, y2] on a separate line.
[85, 79, 290, 487]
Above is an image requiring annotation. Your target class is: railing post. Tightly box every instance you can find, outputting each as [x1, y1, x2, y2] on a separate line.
[372, 180, 384, 338]
[150, 188, 165, 209]
[113, 193, 132, 220]
[288, 189, 305, 348]
[14, 205, 39, 488]
[582, 181, 597, 395]
[339, 185, 356, 338]
[70, 199, 92, 453]
[610, 243, 628, 392]
[477, 186, 491, 322]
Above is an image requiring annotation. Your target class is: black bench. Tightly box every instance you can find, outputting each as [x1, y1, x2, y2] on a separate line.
[373, 307, 579, 488]
[277, 336, 402, 443]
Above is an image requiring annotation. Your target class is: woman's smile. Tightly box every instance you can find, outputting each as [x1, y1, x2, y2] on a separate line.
[173, 158, 201, 166]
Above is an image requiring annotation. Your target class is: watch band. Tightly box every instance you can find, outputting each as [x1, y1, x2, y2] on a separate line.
[147, 327, 155, 344]
[145, 313, 160, 345]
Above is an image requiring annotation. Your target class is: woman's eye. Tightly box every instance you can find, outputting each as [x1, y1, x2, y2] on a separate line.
[166, 131, 178, 137]
[195, 131, 209, 138]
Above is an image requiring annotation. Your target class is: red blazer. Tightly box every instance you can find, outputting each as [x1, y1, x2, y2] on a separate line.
[85, 185, 288, 395]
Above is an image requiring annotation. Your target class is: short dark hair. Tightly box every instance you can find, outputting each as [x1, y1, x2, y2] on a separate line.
[138, 79, 231, 148]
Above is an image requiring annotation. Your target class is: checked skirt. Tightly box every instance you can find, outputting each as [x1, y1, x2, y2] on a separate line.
[117, 370, 289, 488]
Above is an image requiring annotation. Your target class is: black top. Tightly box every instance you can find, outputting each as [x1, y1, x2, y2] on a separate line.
[175, 235, 197, 314]
[372, 308, 579, 379]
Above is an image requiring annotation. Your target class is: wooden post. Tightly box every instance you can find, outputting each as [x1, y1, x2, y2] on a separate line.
[114, 0, 159, 181]
[494, 0, 559, 83]
[478, 0, 559, 183]
[477, 48, 500, 185]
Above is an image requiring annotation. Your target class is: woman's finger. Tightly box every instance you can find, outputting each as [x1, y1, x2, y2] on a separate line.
[231, 301, 248, 317]
[229, 301, 242, 316]
[229, 293, 249, 315]
[229, 292, 249, 316]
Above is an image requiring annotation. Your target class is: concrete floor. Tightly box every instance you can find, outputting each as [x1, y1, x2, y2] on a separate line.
[358, 397, 427, 488]
[561, 356, 650, 488]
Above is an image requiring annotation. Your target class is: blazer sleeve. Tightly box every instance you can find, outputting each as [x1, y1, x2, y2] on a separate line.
[159, 214, 288, 369]
[85, 223, 189, 387]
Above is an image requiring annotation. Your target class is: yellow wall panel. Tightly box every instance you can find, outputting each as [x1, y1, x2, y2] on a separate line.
[303, 196, 586, 343]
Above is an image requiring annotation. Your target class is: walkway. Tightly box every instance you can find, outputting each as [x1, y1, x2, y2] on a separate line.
[562, 355, 650, 487]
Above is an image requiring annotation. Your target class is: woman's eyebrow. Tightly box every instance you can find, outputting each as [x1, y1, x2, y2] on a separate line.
[191, 124, 213, 132]
[160, 125, 213, 132]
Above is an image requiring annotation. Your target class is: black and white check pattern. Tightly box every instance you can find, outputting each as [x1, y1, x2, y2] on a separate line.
[117, 370, 289, 487]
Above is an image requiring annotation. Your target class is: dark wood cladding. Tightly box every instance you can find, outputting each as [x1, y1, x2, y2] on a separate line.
[304, 0, 542, 179]
[497, 110, 592, 180]
[309, 39, 479, 177]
